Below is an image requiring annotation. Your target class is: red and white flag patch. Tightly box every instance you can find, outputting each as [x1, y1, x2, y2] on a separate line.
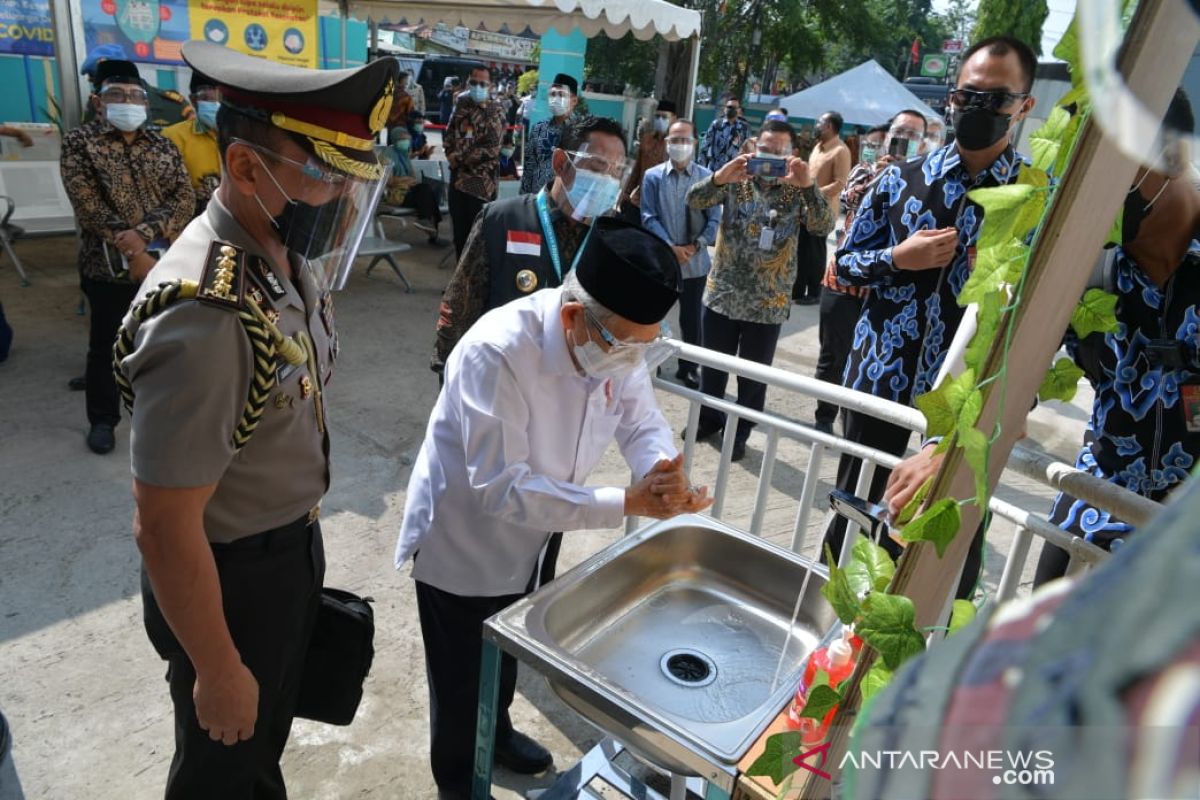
[506, 230, 542, 256]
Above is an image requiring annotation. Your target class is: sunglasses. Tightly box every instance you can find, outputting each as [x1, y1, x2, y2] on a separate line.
[949, 88, 1028, 112]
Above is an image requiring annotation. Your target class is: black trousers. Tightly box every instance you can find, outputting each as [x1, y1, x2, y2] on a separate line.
[404, 182, 443, 226]
[791, 229, 827, 301]
[81, 277, 138, 427]
[142, 519, 325, 800]
[415, 568, 540, 799]
[448, 186, 488, 259]
[815, 288, 864, 426]
[698, 306, 782, 445]
[820, 411, 984, 600]
[676, 276, 706, 374]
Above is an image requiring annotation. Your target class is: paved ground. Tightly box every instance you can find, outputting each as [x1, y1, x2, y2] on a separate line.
[0, 223, 1092, 799]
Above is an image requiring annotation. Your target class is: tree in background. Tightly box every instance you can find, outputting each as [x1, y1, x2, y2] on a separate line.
[972, 0, 1049, 56]
[517, 70, 539, 96]
[824, 0, 954, 78]
[585, 32, 660, 94]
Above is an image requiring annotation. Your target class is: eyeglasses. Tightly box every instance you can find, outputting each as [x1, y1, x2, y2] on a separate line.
[232, 138, 349, 188]
[468, 79, 489, 88]
[192, 88, 220, 102]
[949, 88, 1028, 112]
[666, 136, 695, 145]
[587, 310, 671, 350]
[99, 87, 148, 104]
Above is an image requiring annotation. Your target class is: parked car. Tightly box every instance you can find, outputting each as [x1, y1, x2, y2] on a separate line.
[418, 56, 489, 123]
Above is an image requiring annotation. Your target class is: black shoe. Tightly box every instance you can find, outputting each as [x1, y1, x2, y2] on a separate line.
[494, 729, 552, 774]
[68, 376, 86, 391]
[682, 422, 722, 442]
[731, 440, 748, 462]
[87, 423, 115, 454]
[674, 367, 699, 389]
[815, 419, 834, 435]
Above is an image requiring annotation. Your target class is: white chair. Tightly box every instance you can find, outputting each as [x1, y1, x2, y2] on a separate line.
[0, 196, 30, 286]
[358, 217, 414, 292]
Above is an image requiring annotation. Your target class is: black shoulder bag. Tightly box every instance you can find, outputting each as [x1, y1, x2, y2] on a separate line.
[296, 588, 376, 726]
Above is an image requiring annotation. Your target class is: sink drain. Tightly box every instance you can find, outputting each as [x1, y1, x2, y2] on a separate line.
[660, 649, 717, 688]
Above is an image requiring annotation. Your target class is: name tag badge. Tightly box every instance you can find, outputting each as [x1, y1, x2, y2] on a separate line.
[758, 227, 775, 251]
[1182, 385, 1200, 433]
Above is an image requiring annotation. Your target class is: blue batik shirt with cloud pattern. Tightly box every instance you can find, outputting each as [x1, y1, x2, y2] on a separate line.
[835, 142, 1023, 407]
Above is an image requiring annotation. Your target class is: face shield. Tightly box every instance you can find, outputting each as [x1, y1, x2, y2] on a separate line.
[885, 125, 924, 160]
[237, 138, 388, 293]
[559, 145, 633, 222]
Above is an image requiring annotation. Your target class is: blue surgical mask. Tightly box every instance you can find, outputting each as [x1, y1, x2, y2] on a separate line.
[195, 100, 219, 130]
[565, 167, 621, 221]
[394, 139, 411, 153]
[469, 85, 488, 103]
[501, 147, 515, 159]
[105, 103, 146, 132]
[413, 123, 425, 133]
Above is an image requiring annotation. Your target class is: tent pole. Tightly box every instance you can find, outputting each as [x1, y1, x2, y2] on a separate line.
[339, 0, 349, 68]
[684, 32, 702, 120]
[48, 0, 81, 131]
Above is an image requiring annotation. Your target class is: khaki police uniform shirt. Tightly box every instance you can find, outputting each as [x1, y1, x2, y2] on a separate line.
[119, 194, 334, 543]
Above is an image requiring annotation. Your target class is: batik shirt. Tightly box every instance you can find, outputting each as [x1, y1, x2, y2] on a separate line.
[698, 116, 751, 172]
[60, 118, 195, 283]
[836, 143, 1023, 405]
[1049, 241, 1200, 547]
[687, 176, 833, 325]
[519, 113, 577, 195]
[442, 95, 506, 201]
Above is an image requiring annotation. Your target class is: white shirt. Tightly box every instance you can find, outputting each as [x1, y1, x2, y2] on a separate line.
[395, 288, 677, 596]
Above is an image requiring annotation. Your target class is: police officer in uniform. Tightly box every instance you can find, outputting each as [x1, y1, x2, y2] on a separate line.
[114, 42, 397, 799]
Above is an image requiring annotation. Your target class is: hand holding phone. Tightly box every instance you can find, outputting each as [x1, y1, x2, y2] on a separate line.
[746, 156, 790, 178]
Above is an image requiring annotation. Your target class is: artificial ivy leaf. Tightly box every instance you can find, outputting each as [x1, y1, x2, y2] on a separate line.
[746, 730, 803, 784]
[969, 184, 1044, 252]
[959, 424, 991, 507]
[915, 368, 977, 438]
[1030, 107, 1070, 172]
[958, 387, 983, 435]
[1071, 288, 1120, 338]
[949, 599, 978, 636]
[821, 545, 863, 625]
[1016, 165, 1051, 191]
[861, 661, 894, 702]
[963, 290, 1006, 374]
[1053, 19, 1081, 86]
[898, 498, 961, 558]
[795, 684, 843, 721]
[894, 476, 932, 527]
[1058, 85, 1088, 112]
[959, 237, 1028, 306]
[1038, 357, 1086, 404]
[846, 534, 896, 594]
[858, 592, 927, 671]
[1053, 112, 1085, 177]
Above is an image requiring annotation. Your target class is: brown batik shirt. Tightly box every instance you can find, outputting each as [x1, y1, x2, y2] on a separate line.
[60, 119, 195, 283]
[442, 95, 507, 202]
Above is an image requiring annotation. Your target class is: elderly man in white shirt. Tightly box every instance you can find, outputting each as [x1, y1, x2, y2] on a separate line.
[396, 217, 711, 800]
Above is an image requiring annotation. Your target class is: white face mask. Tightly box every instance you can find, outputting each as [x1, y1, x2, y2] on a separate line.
[570, 329, 643, 379]
[667, 143, 694, 164]
[549, 95, 571, 117]
[105, 103, 147, 132]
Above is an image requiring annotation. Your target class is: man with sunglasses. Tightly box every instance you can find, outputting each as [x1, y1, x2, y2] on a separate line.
[114, 43, 397, 798]
[60, 59, 194, 456]
[163, 71, 222, 217]
[699, 94, 751, 172]
[821, 36, 1037, 599]
[400, 217, 712, 800]
[444, 65, 507, 256]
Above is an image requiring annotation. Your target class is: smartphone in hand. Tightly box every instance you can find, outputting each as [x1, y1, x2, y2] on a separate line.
[746, 156, 790, 178]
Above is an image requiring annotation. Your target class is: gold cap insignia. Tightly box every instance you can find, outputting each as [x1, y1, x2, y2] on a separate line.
[369, 78, 395, 135]
[515, 269, 538, 293]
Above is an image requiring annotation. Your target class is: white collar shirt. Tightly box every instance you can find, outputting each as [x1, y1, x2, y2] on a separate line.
[394, 288, 677, 596]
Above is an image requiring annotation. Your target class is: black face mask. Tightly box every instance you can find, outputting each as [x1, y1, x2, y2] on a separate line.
[725, 106, 738, 119]
[951, 106, 1012, 151]
[271, 198, 342, 259]
[1121, 177, 1170, 246]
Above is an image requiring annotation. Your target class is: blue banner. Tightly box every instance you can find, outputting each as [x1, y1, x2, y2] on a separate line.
[0, 0, 54, 57]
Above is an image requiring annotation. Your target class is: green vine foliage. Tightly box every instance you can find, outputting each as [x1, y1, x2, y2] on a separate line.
[748, 11, 1127, 788]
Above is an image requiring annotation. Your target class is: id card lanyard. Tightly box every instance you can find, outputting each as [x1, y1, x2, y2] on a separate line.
[536, 188, 596, 279]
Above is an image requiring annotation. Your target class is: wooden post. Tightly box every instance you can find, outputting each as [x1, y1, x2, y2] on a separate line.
[792, 0, 1199, 795]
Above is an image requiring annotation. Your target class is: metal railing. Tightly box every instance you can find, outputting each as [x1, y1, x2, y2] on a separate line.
[643, 341, 1149, 605]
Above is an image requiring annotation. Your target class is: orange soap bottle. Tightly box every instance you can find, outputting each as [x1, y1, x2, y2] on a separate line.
[785, 629, 858, 743]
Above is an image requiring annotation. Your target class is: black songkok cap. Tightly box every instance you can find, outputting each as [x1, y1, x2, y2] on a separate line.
[574, 218, 680, 324]
[552, 73, 579, 96]
[94, 59, 142, 88]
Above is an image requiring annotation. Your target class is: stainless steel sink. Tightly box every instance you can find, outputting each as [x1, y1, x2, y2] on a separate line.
[485, 515, 837, 791]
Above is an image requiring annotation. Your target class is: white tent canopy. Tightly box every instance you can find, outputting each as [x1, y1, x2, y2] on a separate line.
[776, 60, 940, 126]
[335, 0, 701, 41]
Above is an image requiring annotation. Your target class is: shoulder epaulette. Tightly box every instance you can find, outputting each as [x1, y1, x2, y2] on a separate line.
[197, 240, 247, 311]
